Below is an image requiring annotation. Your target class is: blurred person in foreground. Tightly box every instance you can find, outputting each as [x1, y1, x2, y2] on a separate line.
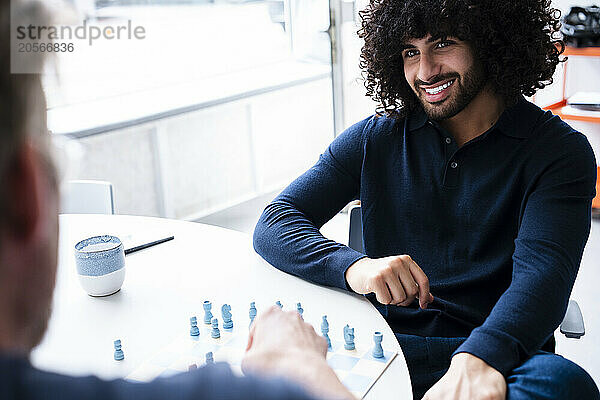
[254, 0, 600, 399]
[0, 1, 354, 399]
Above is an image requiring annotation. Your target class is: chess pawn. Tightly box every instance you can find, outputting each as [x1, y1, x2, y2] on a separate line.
[296, 302, 304, 319]
[206, 352, 214, 364]
[222, 304, 233, 329]
[211, 318, 221, 338]
[321, 315, 329, 334]
[190, 316, 200, 336]
[249, 302, 257, 328]
[344, 325, 355, 350]
[113, 339, 124, 361]
[275, 300, 283, 309]
[372, 331, 384, 358]
[321, 315, 331, 349]
[203, 301, 213, 325]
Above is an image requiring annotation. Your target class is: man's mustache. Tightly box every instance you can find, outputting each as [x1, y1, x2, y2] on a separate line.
[415, 73, 459, 87]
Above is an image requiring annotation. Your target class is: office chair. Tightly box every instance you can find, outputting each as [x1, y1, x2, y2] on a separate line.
[347, 204, 585, 339]
[60, 180, 115, 215]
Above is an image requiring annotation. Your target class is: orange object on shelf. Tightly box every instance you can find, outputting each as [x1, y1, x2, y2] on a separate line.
[544, 46, 600, 210]
[563, 46, 600, 57]
[545, 99, 600, 123]
[594, 167, 600, 210]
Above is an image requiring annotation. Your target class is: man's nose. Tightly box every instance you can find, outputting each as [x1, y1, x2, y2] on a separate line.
[417, 54, 442, 84]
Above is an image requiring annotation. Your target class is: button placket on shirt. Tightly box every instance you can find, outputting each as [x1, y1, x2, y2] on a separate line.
[442, 127, 497, 187]
[444, 154, 460, 187]
[427, 120, 461, 187]
[440, 132, 460, 188]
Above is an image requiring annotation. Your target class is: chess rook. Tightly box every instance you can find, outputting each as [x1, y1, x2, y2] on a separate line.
[372, 331, 384, 358]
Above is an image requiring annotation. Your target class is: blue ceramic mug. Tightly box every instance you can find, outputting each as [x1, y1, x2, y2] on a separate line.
[74, 235, 126, 296]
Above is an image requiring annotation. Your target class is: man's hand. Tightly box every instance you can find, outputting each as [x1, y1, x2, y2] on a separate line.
[242, 306, 355, 399]
[345, 255, 434, 308]
[422, 353, 507, 400]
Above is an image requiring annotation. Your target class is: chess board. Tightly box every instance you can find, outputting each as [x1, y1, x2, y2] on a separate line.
[126, 323, 397, 399]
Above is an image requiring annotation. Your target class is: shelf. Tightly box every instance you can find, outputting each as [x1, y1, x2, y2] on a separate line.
[550, 46, 600, 209]
[595, 167, 600, 210]
[544, 100, 600, 123]
[563, 46, 600, 57]
[546, 100, 600, 209]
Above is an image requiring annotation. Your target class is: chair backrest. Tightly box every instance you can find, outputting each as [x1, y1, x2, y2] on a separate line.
[560, 299, 585, 338]
[61, 180, 115, 215]
[348, 204, 364, 253]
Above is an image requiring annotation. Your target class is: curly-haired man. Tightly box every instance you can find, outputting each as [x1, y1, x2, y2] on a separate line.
[254, 0, 600, 398]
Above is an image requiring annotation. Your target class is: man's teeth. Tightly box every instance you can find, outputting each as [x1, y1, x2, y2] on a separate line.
[424, 80, 454, 95]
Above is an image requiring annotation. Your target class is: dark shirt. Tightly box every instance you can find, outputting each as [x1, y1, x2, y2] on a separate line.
[253, 97, 596, 376]
[1, 355, 317, 400]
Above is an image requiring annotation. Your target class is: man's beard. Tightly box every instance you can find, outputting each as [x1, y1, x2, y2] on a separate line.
[414, 62, 486, 121]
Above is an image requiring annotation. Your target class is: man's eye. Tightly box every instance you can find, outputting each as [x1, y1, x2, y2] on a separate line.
[437, 41, 452, 48]
[404, 49, 418, 58]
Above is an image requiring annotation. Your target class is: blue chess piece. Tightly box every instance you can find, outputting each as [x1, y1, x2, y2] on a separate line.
[211, 318, 220, 338]
[222, 304, 233, 329]
[296, 302, 303, 318]
[206, 351, 214, 364]
[343, 324, 355, 350]
[372, 331, 384, 358]
[321, 315, 331, 349]
[113, 339, 124, 361]
[189, 316, 199, 336]
[203, 301, 213, 325]
[275, 300, 283, 309]
[249, 302, 257, 328]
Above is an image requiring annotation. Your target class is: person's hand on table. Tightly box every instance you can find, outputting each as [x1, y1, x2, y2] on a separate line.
[345, 255, 434, 308]
[242, 306, 356, 400]
[422, 353, 507, 400]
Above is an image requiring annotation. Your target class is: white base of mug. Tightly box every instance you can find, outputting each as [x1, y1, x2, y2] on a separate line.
[78, 268, 126, 297]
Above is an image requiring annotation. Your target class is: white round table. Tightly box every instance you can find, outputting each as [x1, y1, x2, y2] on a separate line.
[32, 214, 412, 399]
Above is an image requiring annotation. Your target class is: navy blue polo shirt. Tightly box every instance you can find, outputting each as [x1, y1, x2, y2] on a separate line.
[0, 355, 318, 400]
[253, 97, 596, 376]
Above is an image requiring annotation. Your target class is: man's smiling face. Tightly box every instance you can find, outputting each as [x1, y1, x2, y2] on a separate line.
[402, 35, 486, 121]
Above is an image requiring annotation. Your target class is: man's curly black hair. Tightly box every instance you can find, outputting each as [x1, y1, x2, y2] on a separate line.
[358, 0, 564, 117]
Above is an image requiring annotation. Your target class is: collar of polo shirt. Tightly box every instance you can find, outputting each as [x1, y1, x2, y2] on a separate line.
[406, 96, 543, 139]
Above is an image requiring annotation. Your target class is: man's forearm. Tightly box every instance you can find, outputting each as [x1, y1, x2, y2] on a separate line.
[253, 198, 364, 289]
[253, 117, 370, 290]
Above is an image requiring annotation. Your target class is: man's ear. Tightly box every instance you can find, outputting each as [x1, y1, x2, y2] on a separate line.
[4, 141, 43, 240]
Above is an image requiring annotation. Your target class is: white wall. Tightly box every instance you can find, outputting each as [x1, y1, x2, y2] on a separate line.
[66, 78, 334, 219]
[553, 0, 597, 13]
